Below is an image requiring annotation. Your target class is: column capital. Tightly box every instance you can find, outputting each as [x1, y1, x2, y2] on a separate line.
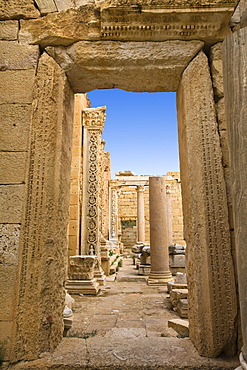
[137, 185, 145, 192]
[109, 179, 123, 190]
[82, 106, 106, 130]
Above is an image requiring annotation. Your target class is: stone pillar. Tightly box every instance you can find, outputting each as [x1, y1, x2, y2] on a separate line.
[137, 185, 145, 243]
[109, 180, 119, 244]
[81, 106, 106, 255]
[148, 176, 172, 286]
[14, 53, 74, 360]
[223, 27, 247, 366]
[177, 50, 237, 357]
[81, 107, 106, 286]
[166, 189, 173, 246]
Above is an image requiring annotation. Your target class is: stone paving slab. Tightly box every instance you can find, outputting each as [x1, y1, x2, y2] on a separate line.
[9, 258, 240, 369]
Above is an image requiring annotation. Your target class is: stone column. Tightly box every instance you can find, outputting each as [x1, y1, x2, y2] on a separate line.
[137, 185, 145, 243]
[81, 106, 106, 255]
[81, 106, 106, 285]
[109, 180, 119, 245]
[223, 27, 247, 366]
[148, 176, 172, 285]
[166, 189, 173, 246]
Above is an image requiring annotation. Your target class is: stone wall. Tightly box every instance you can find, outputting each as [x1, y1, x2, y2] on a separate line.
[0, 20, 40, 360]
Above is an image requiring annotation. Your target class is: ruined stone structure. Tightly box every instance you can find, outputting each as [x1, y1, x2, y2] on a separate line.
[1, 0, 247, 367]
[114, 171, 184, 248]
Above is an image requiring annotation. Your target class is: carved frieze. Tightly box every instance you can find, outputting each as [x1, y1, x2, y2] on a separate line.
[110, 187, 118, 239]
[101, 0, 238, 42]
[108, 0, 236, 8]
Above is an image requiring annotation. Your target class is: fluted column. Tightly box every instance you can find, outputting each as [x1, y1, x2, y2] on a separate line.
[137, 185, 145, 243]
[148, 176, 172, 285]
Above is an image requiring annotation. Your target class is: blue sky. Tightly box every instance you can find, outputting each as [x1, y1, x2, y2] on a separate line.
[88, 89, 179, 177]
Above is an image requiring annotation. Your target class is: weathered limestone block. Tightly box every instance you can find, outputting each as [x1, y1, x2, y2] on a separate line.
[20, 6, 101, 46]
[218, 129, 230, 168]
[210, 42, 224, 100]
[177, 51, 237, 357]
[14, 53, 74, 361]
[66, 256, 100, 295]
[0, 152, 27, 184]
[0, 224, 20, 265]
[0, 185, 25, 223]
[0, 20, 18, 40]
[0, 265, 18, 320]
[54, 0, 94, 11]
[0, 42, 39, 70]
[0, 70, 36, 104]
[0, 104, 31, 151]
[35, 0, 57, 15]
[0, 0, 40, 20]
[223, 27, 247, 362]
[169, 254, 185, 268]
[177, 298, 188, 319]
[46, 40, 204, 92]
[68, 256, 96, 280]
[168, 319, 189, 338]
[216, 97, 227, 131]
[170, 289, 188, 307]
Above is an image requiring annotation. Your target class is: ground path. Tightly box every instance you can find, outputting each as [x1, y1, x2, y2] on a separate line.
[11, 258, 239, 369]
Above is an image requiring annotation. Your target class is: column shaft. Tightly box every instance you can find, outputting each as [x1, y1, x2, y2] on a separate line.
[137, 185, 145, 243]
[80, 107, 106, 255]
[148, 176, 172, 285]
[166, 192, 173, 246]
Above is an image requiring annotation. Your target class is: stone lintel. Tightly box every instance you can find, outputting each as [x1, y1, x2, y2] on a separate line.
[20, 1, 237, 47]
[82, 107, 106, 131]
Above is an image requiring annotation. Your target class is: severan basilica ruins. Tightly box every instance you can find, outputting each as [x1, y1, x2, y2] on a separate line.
[0, 0, 247, 368]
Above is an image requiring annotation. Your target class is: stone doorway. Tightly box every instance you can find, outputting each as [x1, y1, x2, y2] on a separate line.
[0, 0, 242, 365]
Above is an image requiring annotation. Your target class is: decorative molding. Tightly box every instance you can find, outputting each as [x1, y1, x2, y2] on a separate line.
[108, 0, 236, 8]
[110, 187, 118, 239]
[83, 107, 106, 131]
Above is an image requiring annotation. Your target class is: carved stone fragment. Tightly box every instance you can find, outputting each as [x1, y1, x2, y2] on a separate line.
[177, 51, 237, 357]
[15, 53, 74, 361]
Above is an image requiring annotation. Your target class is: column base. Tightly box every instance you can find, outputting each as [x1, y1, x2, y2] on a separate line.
[66, 278, 100, 295]
[236, 352, 247, 370]
[94, 270, 106, 286]
[148, 271, 173, 286]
